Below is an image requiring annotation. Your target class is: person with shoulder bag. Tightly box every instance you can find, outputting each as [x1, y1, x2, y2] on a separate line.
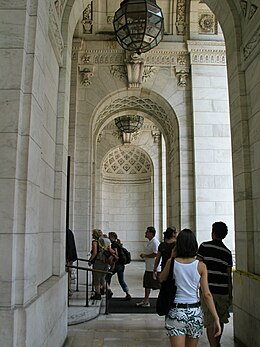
[88, 229, 112, 300]
[160, 228, 221, 347]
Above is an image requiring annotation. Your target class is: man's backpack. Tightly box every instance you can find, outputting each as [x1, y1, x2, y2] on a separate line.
[118, 245, 131, 265]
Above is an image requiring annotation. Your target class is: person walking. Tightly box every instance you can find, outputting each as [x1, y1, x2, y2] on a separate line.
[161, 228, 221, 347]
[197, 221, 233, 347]
[136, 226, 161, 307]
[153, 226, 177, 280]
[106, 232, 132, 301]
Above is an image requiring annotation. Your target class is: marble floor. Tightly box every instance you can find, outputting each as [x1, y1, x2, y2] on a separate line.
[66, 261, 236, 347]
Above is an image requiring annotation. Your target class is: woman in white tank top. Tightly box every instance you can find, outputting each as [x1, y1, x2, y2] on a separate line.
[160, 229, 221, 347]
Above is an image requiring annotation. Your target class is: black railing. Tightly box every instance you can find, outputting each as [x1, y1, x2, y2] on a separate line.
[66, 259, 112, 315]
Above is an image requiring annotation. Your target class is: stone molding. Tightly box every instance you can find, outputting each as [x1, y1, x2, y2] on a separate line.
[187, 41, 226, 65]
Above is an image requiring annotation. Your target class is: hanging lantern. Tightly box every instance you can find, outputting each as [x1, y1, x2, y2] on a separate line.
[113, 0, 164, 55]
[115, 115, 144, 133]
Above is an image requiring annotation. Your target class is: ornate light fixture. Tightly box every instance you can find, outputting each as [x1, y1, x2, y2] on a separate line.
[113, 0, 164, 55]
[115, 115, 144, 133]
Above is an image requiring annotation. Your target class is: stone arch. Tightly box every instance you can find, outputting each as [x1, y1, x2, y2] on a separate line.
[90, 88, 182, 234]
[92, 90, 179, 159]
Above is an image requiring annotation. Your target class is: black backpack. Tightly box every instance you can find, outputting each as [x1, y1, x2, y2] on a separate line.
[119, 245, 131, 265]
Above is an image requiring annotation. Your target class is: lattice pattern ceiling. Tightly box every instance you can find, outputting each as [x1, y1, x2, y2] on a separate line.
[103, 146, 152, 177]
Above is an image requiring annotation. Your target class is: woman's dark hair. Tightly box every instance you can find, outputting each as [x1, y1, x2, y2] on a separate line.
[175, 228, 198, 258]
[163, 226, 176, 240]
[108, 232, 121, 245]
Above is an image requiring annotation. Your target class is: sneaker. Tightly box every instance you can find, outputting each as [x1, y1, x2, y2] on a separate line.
[121, 294, 132, 301]
[135, 301, 150, 307]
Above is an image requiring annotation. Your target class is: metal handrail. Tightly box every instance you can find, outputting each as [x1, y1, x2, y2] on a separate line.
[66, 262, 112, 314]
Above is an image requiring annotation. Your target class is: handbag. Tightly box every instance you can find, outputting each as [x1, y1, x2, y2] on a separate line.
[156, 258, 177, 316]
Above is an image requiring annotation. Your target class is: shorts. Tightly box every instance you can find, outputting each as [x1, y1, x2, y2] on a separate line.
[201, 293, 230, 327]
[143, 271, 161, 290]
[93, 259, 109, 286]
[165, 307, 204, 338]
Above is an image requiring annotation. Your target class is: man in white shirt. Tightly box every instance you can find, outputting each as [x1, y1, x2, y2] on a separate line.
[136, 226, 161, 307]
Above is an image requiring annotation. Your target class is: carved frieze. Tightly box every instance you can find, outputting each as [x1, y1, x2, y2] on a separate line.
[188, 41, 226, 65]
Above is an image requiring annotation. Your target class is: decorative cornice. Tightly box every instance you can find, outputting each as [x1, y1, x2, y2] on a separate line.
[187, 41, 226, 65]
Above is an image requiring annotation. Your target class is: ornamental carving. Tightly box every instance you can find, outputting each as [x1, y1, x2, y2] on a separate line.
[110, 65, 127, 81]
[176, 69, 189, 87]
[78, 65, 94, 86]
[143, 66, 157, 82]
[176, 0, 186, 35]
[54, 0, 66, 19]
[243, 25, 260, 61]
[240, 1, 258, 20]
[82, 4, 93, 34]
[199, 13, 217, 34]
[126, 54, 145, 88]
[49, 1, 64, 65]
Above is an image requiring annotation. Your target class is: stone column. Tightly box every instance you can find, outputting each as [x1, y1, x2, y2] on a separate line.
[188, 41, 235, 252]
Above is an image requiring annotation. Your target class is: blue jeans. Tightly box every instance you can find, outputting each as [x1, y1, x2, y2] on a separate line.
[116, 267, 129, 293]
[106, 262, 129, 293]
